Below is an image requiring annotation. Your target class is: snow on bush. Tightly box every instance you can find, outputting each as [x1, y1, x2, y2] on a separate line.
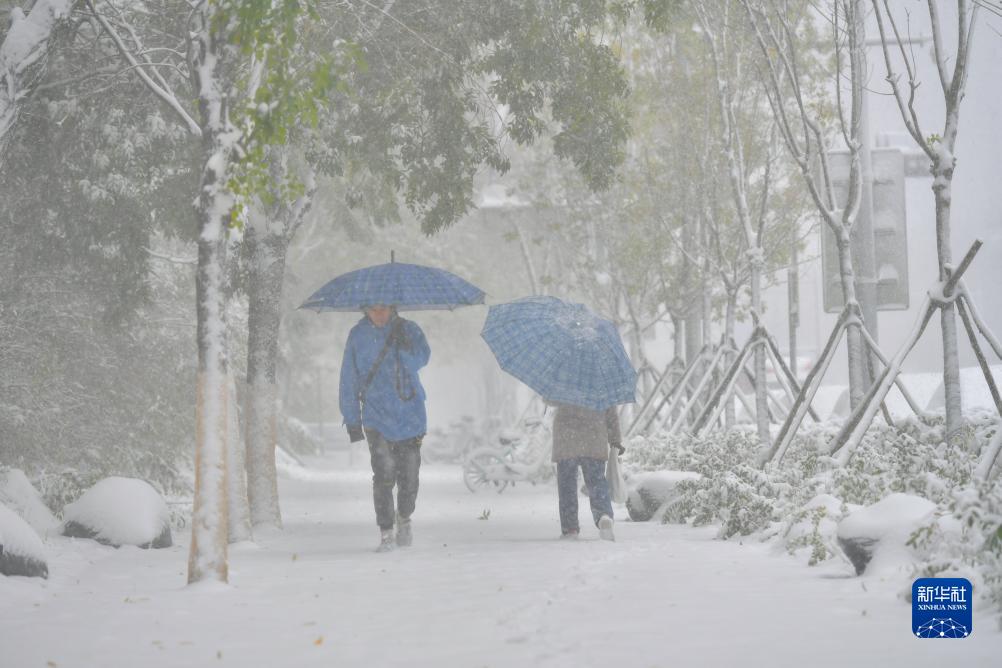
[0, 503, 48, 578]
[773, 493, 849, 567]
[62, 477, 172, 549]
[0, 467, 59, 536]
[626, 411, 1002, 622]
[907, 480, 1002, 621]
[626, 428, 805, 537]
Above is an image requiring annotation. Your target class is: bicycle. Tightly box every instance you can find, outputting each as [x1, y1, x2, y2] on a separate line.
[462, 415, 554, 493]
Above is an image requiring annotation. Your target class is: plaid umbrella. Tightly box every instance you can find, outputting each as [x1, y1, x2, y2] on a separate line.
[481, 296, 636, 410]
[300, 258, 485, 312]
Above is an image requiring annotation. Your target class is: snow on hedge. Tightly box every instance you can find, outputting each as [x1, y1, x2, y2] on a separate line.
[623, 414, 1002, 622]
[0, 503, 48, 578]
[62, 477, 171, 549]
[774, 493, 852, 566]
[0, 468, 59, 536]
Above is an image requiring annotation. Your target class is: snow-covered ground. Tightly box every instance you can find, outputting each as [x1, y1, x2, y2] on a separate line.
[1, 453, 999, 668]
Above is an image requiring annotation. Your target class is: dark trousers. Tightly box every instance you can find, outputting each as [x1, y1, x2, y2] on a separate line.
[366, 429, 421, 531]
[556, 457, 614, 533]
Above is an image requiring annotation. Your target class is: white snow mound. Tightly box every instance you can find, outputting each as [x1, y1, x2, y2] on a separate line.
[0, 502, 48, 578]
[837, 493, 935, 575]
[626, 470, 702, 522]
[837, 493, 935, 542]
[629, 470, 701, 497]
[0, 503, 46, 561]
[62, 477, 170, 548]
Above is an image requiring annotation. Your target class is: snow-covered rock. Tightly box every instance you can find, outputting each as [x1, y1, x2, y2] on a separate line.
[836, 493, 936, 575]
[0, 503, 48, 579]
[61, 477, 172, 549]
[0, 468, 59, 536]
[626, 470, 701, 522]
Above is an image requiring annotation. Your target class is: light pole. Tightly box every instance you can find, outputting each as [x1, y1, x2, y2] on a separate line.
[853, 1, 880, 356]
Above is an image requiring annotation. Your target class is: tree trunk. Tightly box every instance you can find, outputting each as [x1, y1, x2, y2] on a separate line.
[188, 9, 234, 585]
[724, 289, 737, 428]
[700, 218, 712, 347]
[244, 226, 287, 528]
[836, 230, 868, 410]
[750, 266, 770, 446]
[189, 190, 231, 584]
[851, 0, 879, 353]
[788, 233, 799, 382]
[682, 219, 702, 365]
[226, 372, 252, 542]
[672, 313, 685, 361]
[684, 306, 702, 369]
[933, 164, 963, 445]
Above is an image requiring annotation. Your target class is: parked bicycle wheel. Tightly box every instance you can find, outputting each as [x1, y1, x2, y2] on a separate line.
[462, 448, 510, 494]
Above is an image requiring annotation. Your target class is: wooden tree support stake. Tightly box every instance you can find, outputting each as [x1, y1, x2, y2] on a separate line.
[957, 296, 1002, 416]
[634, 346, 708, 437]
[626, 356, 687, 437]
[691, 333, 760, 434]
[668, 344, 729, 436]
[760, 307, 850, 466]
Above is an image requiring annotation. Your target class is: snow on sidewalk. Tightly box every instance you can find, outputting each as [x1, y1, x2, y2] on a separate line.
[1, 456, 999, 668]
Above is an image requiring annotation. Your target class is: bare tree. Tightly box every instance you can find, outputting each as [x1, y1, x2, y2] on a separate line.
[737, 0, 873, 412]
[694, 0, 786, 444]
[869, 0, 981, 445]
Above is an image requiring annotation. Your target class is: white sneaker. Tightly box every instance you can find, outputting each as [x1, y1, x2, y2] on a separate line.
[598, 515, 615, 542]
[376, 529, 395, 553]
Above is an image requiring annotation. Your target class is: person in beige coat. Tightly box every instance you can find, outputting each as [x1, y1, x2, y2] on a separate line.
[551, 403, 624, 540]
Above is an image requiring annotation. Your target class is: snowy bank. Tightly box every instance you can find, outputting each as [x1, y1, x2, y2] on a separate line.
[0, 503, 48, 578]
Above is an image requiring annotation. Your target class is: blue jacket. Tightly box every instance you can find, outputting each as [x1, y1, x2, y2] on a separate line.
[339, 315, 431, 442]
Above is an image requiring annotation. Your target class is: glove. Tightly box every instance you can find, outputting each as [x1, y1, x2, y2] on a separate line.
[347, 424, 365, 443]
[390, 318, 411, 351]
[611, 442, 625, 456]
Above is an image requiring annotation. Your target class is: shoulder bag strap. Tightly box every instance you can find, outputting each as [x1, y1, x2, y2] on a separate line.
[358, 334, 395, 404]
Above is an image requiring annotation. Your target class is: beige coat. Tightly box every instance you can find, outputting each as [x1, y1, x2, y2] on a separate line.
[550, 404, 622, 462]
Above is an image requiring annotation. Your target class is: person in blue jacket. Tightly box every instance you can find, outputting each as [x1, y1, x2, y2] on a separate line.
[339, 304, 431, 552]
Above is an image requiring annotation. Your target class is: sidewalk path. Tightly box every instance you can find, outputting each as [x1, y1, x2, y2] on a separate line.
[2, 456, 998, 668]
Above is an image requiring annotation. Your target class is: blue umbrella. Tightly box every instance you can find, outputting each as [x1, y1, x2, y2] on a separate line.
[481, 296, 637, 410]
[300, 257, 485, 312]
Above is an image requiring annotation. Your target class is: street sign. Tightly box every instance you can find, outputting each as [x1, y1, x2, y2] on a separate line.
[821, 148, 910, 313]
